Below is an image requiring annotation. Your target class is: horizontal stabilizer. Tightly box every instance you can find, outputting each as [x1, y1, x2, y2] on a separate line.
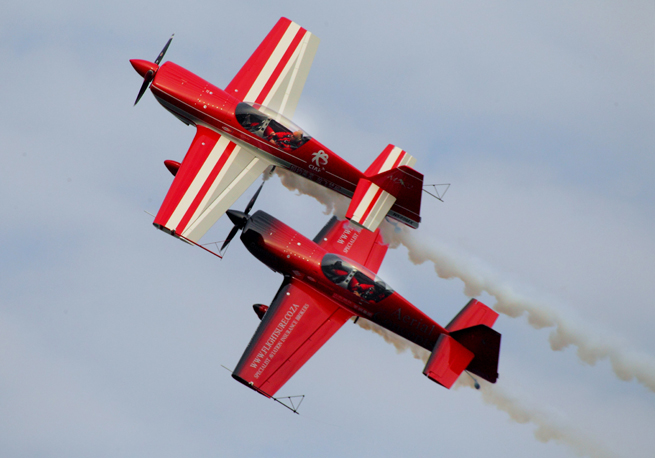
[368, 165, 423, 222]
[446, 299, 498, 332]
[345, 178, 397, 232]
[346, 144, 423, 231]
[423, 334, 474, 389]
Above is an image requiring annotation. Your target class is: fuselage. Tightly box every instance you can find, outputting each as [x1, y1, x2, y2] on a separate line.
[147, 61, 364, 198]
[240, 211, 447, 351]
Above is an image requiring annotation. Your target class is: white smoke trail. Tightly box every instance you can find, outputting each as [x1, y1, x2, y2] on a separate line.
[272, 172, 655, 390]
[261, 165, 276, 181]
[274, 173, 629, 455]
[355, 318, 618, 458]
[275, 168, 349, 218]
[378, 223, 655, 393]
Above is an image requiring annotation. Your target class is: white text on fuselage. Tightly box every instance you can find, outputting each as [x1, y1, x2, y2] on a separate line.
[287, 164, 339, 191]
[308, 150, 328, 172]
[336, 227, 358, 254]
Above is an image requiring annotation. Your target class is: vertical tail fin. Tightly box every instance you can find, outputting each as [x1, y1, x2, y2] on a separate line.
[423, 299, 501, 388]
[450, 325, 501, 384]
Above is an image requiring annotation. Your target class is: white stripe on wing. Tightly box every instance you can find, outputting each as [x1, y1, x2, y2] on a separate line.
[352, 183, 380, 222]
[276, 32, 312, 117]
[166, 135, 232, 230]
[363, 190, 395, 229]
[379, 146, 403, 174]
[244, 22, 301, 102]
[182, 156, 264, 238]
[183, 143, 242, 231]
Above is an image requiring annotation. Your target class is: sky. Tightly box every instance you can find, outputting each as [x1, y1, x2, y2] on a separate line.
[1, 1, 654, 457]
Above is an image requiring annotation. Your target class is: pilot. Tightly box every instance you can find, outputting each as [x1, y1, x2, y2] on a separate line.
[348, 276, 375, 298]
[367, 286, 388, 303]
[267, 130, 304, 151]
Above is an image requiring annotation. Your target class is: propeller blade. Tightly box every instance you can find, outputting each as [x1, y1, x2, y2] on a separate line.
[220, 225, 240, 253]
[226, 209, 248, 228]
[220, 182, 264, 255]
[154, 33, 175, 65]
[244, 182, 264, 215]
[134, 69, 154, 106]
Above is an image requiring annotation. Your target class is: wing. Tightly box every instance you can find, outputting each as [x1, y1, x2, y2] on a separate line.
[232, 279, 352, 398]
[225, 17, 320, 119]
[313, 217, 389, 274]
[153, 125, 272, 243]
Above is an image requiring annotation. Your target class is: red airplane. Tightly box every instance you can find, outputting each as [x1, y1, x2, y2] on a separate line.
[131, 18, 424, 252]
[220, 189, 501, 404]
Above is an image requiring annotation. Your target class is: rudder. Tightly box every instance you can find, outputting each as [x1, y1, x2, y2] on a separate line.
[450, 325, 501, 384]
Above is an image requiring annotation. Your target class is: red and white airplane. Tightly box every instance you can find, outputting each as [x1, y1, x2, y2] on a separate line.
[218, 192, 501, 405]
[131, 18, 424, 251]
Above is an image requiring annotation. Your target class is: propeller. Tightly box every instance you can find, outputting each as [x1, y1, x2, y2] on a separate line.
[134, 69, 155, 106]
[132, 34, 174, 106]
[154, 34, 174, 66]
[220, 182, 264, 254]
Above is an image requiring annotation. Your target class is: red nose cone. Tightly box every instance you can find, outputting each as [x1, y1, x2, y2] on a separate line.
[130, 59, 159, 78]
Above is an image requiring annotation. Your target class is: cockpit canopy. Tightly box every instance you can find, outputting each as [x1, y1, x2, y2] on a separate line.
[321, 253, 394, 303]
[235, 102, 311, 151]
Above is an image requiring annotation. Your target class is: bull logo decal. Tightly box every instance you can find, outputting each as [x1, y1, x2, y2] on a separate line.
[312, 150, 329, 167]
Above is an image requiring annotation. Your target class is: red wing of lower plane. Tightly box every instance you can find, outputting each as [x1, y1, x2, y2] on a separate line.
[312, 217, 388, 273]
[231, 216, 391, 398]
[227, 210, 501, 400]
[232, 279, 352, 398]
